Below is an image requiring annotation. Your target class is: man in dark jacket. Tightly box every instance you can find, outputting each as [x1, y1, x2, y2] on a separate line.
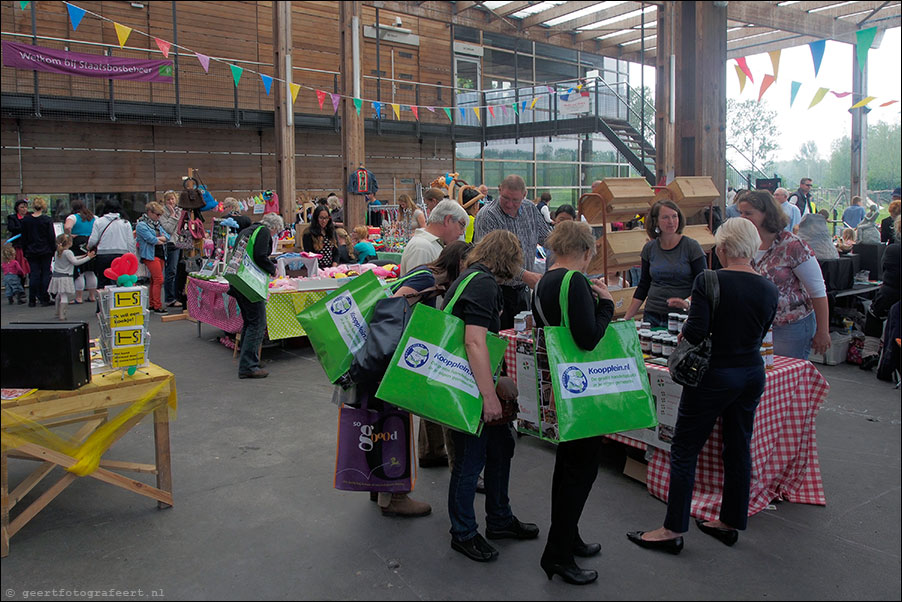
[789, 178, 815, 215]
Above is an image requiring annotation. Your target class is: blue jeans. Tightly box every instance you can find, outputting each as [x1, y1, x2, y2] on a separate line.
[232, 292, 266, 376]
[164, 244, 180, 303]
[773, 311, 816, 360]
[664, 365, 765, 533]
[448, 424, 515, 542]
[642, 311, 668, 328]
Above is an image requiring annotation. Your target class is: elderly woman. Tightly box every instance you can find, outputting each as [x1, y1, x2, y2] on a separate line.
[533, 221, 614, 585]
[624, 200, 706, 327]
[228, 213, 282, 379]
[737, 190, 830, 359]
[628, 218, 778, 554]
[136, 201, 170, 314]
[88, 199, 135, 290]
[222, 197, 251, 232]
[443, 230, 539, 563]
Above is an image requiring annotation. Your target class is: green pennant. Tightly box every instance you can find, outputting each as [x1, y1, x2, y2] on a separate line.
[513, 102, 519, 114]
[20, 1, 30, 9]
[353, 98, 362, 115]
[443, 107, 452, 121]
[855, 27, 877, 71]
[229, 64, 243, 87]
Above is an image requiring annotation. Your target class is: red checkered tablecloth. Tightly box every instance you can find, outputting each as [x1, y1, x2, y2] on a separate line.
[500, 330, 829, 520]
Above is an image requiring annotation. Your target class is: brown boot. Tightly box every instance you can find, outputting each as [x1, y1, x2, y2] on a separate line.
[380, 493, 432, 518]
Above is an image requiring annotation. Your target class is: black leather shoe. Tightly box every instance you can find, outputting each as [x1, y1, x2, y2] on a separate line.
[695, 519, 739, 546]
[859, 355, 879, 371]
[626, 531, 683, 555]
[540, 559, 598, 585]
[239, 368, 269, 379]
[486, 517, 539, 540]
[573, 541, 602, 558]
[451, 534, 498, 562]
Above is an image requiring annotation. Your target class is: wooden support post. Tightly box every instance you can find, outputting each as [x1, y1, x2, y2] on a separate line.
[273, 1, 296, 223]
[850, 47, 868, 199]
[340, 1, 366, 230]
[655, 2, 675, 184]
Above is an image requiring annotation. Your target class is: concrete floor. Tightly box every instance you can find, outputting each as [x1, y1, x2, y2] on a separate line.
[1, 300, 899, 601]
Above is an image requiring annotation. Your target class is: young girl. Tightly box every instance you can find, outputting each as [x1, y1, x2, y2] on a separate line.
[48, 234, 95, 320]
[335, 228, 356, 264]
[351, 226, 377, 264]
[2, 244, 27, 304]
[836, 228, 856, 253]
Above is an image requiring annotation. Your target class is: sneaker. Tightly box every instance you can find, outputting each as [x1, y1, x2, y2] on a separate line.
[380, 493, 432, 518]
[451, 534, 499, 562]
[238, 368, 269, 379]
[485, 517, 540, 540]
[152, 307, 167, 314]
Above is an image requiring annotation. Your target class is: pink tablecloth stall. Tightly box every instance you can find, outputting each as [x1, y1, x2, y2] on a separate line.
[186, 277, 243, 334]
[501, 329, 829, 521]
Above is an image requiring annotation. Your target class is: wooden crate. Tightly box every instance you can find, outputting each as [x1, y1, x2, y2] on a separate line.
[584, 178, 655, 223]
[609, 286, 640, 317]
[604, 229, 648, 268]
[683, 225, 716, 252]
[666, 177, 720, 216]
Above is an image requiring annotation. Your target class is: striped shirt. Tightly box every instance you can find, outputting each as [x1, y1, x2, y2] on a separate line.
[474, 198, 552, 279]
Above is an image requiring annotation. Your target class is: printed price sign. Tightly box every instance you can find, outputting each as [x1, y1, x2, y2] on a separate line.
[109, 306, 144, 328]
[112, 287, 144, 309]
[111, 344, 145, 368]
[112, 326, 144, 348]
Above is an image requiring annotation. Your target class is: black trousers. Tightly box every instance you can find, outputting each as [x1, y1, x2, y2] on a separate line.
[499, 283, 529, 331]
[864, 286, 900, 338]
[542, 436, 604, 564]
[26, 254, 52, 303]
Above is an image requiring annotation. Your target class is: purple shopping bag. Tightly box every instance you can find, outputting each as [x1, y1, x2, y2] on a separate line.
[334, 402, 415, 493]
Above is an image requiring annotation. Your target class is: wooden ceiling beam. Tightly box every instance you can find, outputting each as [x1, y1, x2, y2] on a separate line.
[543, 3, 640, 32]
[494, 1, 542, 17]
[454, 1, 484, 13]
[726, 2, 859, 39]
[520, 1, 598, 29]
[577, 10, 658, 43]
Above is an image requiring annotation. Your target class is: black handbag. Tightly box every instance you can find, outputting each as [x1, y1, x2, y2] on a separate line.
[667, 270, 720, 388]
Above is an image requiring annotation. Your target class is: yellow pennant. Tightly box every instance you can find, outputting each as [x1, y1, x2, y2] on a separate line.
[391, 103, 400, 119]
[114, 23, 132, 49]
[850, 96, 876, 109]
[530, 97, 538, 109]
[473, 107, 480, 121]
[808, 87, 829, 109]
[289, 83, 300, 103]
[734, 64, 747, 93]
[768, 50, 781, 80]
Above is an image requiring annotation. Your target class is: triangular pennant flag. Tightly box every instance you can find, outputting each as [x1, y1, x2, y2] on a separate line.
[487, 106, 495, 118]
[373, 101, 382, 119]
[735, 57, 754, 84]
[576, 84, 582, 91]
[809, 40, 826, 77]
[850, 96, 876, 109]
[546, 86, 555, 95]
[459, 107, 466, 119]
[260, 74, 272, 96]
[521, 100, 528, 111]
[154, 37, 171, 59]
[67, 4, 86, 31]
[768, 50, 781, 81]
[289, 83, 300, 103]
[513, 102, 520, 114]
[316, 89, 327, 110]
[196, 53, 210, 73]
[530, 97, 538, 109]
[410, 106, 419, 120]
[734, 65, 748, 94]
[473, 107, 480, 122]
[808, 87, 829, 109]
[501, 105, 509, 116]
[330, 93, 340, 114]
[354, 98, 362, 115]
[425, 106, 435, 113]
[391, 103, 400, 119]
[830, 91, 851, 98]
[879, 100, 899, 107]
[229, 64, 243, 87]
[20, 1, 30, 9]
[855, 27, 878, 71]
[114, 23, 132, 49]
[790, 81, 802, 107]
[757, 74, 776, 102]
[443, 107, 452, 121]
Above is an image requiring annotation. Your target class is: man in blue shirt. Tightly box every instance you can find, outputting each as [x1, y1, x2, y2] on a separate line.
[775, 187, 801, 232]
[842, 196, 867, 228]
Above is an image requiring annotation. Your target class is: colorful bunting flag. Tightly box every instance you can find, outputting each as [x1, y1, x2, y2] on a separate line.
[19, 1, 30, 9]
[879, 100, 899, 107]
[391, 103, 400, 119]
[758, 74, 775, 102]
[521, 100, 528, 111]
[459, 107, 466, 119]
[67, 4, 86, 31]
[487, 106, 495, 118]
[260, 74, 272, 95]
[501, 105, 509, 116]
[114, 23, 132, 49]
[808, 87, 829, 109]
[830, 91, 851, 98]
[373, 101, 382, 118]
[229, 64, 243, 87]
[443, 107, 452, 121]
[410, 106, 419, 120]
[850, 96, 876, 109]
[289, 83, 300, 103]
[330, 93, 340, 114]
[425, 106, 435, 113]
[546, 86, 555, 95]
[354, 98, 362, 115]
[734, 64, 748, 94]
[530, 97, 538, 109]
[790, 81, 802, 107]
[154, 37, 171, 59]
[196, 53, 210, 73]
[316, 89, 327, 110]
[473, 107, 480, 122]
[735, 57, 754, 84]
[809, 40, 826, 77]
[855, 27, 878, 72]
[768, 50, 781, 80]
[513, 102, 520, 114]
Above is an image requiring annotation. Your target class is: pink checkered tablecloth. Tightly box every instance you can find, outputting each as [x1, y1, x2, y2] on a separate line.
[186, 277, 244, 334]
[500, 330, 829, 520]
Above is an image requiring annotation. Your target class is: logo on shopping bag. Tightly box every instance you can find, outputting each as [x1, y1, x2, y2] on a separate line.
[329, 295, 353, 315]
[562, 366, 589, 394]
[403, 343, 430, 369]
[327, 291, 369, 354]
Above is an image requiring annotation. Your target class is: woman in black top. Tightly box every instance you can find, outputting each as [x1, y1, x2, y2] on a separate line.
[628, 218, 778, 555]
[301, 205, 338, 269]
[7, 199, 31, 285]
[533, 221, 614, 586]
[443, 230, 539, 563]
[21, 197, 57, 307]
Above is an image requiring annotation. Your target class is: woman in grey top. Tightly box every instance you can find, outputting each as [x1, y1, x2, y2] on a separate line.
[624, 200, 706, 328]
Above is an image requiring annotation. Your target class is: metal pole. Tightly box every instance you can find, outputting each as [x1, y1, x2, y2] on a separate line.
[172, 1, 180, 124]
[107, 48, 116, 122]
[640, 1, 646, 169]
[376, 8, 382, 135]
[31, 2, 40, 117]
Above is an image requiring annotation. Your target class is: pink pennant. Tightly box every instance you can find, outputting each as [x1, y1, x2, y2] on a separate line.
[330, 93, 340, 114]
[154, 37, 171, 59]
[757, 74, 775, 102]
[830, 91, 852, 98]
[196, 53, 210, 73]
[501, 105, 509, 116]
[315, 89, 327, 110]
[411, 106, 419, 120]
[425, 106, 435, 113]
[879, 100, 899, 107]
[735, 57, 754, 84]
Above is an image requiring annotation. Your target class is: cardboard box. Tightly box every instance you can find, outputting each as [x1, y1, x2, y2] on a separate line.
[623, 456, 648, 484]
[609, 287, 640, 317]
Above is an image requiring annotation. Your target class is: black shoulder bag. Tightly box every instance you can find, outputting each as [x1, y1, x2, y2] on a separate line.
[667, 270, 719, 388]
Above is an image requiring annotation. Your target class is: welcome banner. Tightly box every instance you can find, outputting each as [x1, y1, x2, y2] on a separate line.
[2, 41, 173, 83]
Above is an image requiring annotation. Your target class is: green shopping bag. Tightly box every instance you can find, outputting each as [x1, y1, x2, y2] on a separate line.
[296, 270, 390, 383]
[223, 226, 270, 302]
[376, 272, 508, 435]
[540, 271, 656, 442]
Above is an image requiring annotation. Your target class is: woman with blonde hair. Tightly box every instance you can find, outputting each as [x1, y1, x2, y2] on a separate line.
[160, 190, 183, 307]
[399, 193, 426, 230]
[136, 201, 170, 313]
[335, 228, 356, 264]
[443, 229, 539, 563]
[21, 197, 56, 307]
